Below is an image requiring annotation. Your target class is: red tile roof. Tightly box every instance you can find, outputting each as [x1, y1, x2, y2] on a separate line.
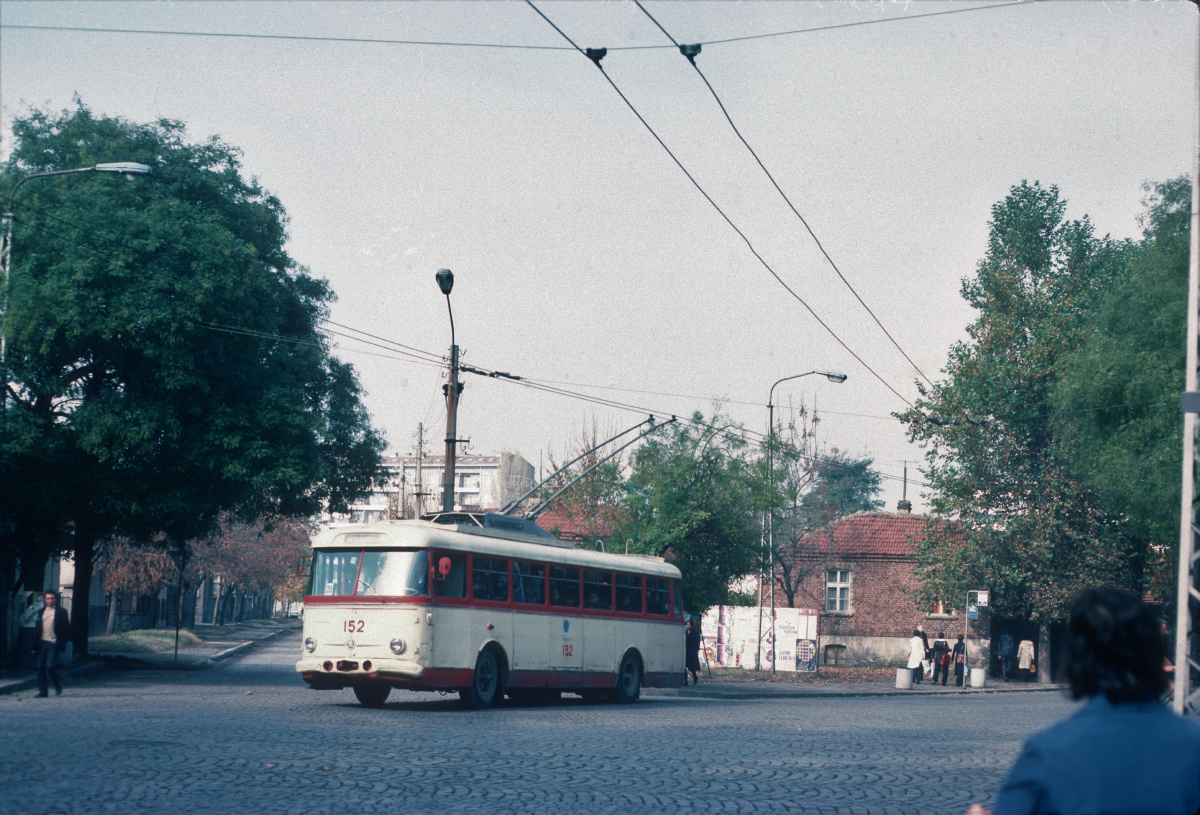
[798, 511, 959, 556]
[532, 506, 624, 541]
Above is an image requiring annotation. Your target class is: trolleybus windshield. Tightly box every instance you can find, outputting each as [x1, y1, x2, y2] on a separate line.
[310, 549, 429, 597]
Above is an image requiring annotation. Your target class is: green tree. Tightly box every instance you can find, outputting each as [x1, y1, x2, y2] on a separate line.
[618, 413, 761, 612]
[1051, 177, 1189, 600]
[0, 103, 385, 656]
[774, 446, 883, 608]
[898, 181, 1140, 675]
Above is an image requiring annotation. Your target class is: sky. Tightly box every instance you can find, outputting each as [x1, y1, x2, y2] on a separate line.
[1, 0, 1196, 513]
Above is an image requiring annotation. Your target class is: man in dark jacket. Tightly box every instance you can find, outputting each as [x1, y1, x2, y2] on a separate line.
[31, 591, 70, 697]
[685, 619, 702, 685]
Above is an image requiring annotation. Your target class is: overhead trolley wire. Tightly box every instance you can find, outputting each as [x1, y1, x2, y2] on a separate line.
[634, 1, 939, 393]
[0, 6, 1034, 52]
[523, 0, 913, 407]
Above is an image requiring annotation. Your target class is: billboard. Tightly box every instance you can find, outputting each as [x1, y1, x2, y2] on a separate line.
[700, 606, 819, 672]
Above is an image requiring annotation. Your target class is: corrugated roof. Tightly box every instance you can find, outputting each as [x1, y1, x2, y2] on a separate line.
[798, 511, 958, 556]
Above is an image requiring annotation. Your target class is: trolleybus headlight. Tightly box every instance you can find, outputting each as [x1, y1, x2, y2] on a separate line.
[304, 637, 317, 652]
[390, 638, 406, 655]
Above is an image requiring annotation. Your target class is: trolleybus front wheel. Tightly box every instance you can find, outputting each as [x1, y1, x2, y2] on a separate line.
[461, 649, 502, 710]
[353, 683, 391, 708]
[611, 651, 642, 704]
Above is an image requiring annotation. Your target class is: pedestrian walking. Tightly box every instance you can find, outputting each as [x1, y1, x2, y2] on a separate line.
[907, 629, 925, 685]
[952, 634, 966, 687]
[916, 625, 931, 679]
[998, 632, 1015, 681]
[967, 587, 1200, 815]
[685, 619, 701, 685]
[931, 632, 950, 686]
[1017, 638, 1035, 681]
[31, 591, 70, 697]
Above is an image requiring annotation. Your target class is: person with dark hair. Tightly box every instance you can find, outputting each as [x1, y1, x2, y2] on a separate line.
[31, 591, 69, 698]
[907, 629, 925, 685]
[977, 587, 1200, 815]
[684, 619, 701, 685]
[952, 635, 966, 687]
[931, 632, 950, 686]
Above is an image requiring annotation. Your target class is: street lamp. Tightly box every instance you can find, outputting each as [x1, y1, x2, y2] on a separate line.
[436, 269, 462, 513]
[1, 162, 153, 365]
[758, 369, 847, 671]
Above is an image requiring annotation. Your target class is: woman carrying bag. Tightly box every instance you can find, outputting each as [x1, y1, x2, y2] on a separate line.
[952, 634, 967, 687]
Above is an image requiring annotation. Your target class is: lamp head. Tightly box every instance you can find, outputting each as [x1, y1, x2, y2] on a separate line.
[436, 268, 454, 296]
[822, 372, 848, 384]
[94, 162, 153, 178]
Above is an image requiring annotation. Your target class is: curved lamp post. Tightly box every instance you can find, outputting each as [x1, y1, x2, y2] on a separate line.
[436, 269, 461, 513]
[757, 370, 847, 671]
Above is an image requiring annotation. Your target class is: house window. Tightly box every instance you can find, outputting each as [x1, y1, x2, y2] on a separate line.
[824, 644, 847, 666]
[931, 600, 948, 615]
[825, 569, 851, 612]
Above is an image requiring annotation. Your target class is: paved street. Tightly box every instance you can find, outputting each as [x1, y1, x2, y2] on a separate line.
[2, 631, 1081, 815]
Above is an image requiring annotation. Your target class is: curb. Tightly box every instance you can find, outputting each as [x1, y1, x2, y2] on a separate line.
[208, 625, 297, 664]
[0, 660, 108, 696]
[646, 684, 1065, 700]
[103, 624, 299, 670]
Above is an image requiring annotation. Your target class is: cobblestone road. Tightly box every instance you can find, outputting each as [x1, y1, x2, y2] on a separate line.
[1, 631, 1081, 815]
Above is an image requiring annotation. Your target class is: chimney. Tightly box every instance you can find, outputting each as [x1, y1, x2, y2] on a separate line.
[897, 461, 912, 513]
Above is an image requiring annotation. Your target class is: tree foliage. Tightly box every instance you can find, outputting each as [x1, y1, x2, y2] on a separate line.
[899, 181, 1140, 624]
[0, 103, 385, 652]
[617, 413, 761, 612]
[1051, 177, 1189, 599]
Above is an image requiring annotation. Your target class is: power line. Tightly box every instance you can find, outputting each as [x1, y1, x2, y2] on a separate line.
[634, 0, 939, 393]
[519, 375, 897, 421]
[642, 1, 1033, 48]
[523, 0, 914, 408]
[0, 6, 1034, 53]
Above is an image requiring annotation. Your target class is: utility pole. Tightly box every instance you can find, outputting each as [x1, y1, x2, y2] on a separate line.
[414, 423, 425, 518]
[436, 269, 461, 513]
[1175, 6, 1200, 717]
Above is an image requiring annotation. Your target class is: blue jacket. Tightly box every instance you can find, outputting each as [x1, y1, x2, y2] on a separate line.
[993, 695, 1200, 815]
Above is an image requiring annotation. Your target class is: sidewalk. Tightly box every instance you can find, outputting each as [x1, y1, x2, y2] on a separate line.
[0, 621, 300, 695]
[646, 677, 1064, 700]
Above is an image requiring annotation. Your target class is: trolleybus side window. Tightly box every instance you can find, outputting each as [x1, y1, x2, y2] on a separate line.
[512, 560, 546, 605]
[583, 570, 613, 611]
[615, 573, 643, 613]
[356, 549, 429, 596]
[672, 580, 683, 618]
[310, 552, 359, 596]
[646, 578, 670, 616]
[549, 566, 580, 608]
[472, 556, 510, 603]
[432, 552, 468, 598]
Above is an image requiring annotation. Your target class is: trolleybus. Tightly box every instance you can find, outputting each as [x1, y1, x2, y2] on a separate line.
[296, 512, 686, 708]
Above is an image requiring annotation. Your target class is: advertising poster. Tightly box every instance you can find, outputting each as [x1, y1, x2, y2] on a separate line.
[701, 606, 819, 671]
[794, 607, 819, 672]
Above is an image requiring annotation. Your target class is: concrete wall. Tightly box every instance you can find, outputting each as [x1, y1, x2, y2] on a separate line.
[818, 633, 991, 668]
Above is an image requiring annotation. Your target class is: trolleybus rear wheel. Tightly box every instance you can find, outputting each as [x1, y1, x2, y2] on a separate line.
[461, 649, 501, 710]
[353, 683, 391, 708]
[611, 651, 641, 704]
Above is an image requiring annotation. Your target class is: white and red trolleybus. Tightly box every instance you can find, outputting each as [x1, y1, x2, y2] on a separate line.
[296, 512, 686, 708]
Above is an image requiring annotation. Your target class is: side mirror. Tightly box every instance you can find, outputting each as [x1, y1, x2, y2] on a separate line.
[435, 556, 452, 580]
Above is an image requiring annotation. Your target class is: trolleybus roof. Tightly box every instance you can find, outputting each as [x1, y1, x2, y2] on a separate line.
[310, 518, 680, 579]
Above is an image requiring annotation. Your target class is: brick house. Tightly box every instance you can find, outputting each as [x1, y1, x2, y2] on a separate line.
[776, 509, 990, 668]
